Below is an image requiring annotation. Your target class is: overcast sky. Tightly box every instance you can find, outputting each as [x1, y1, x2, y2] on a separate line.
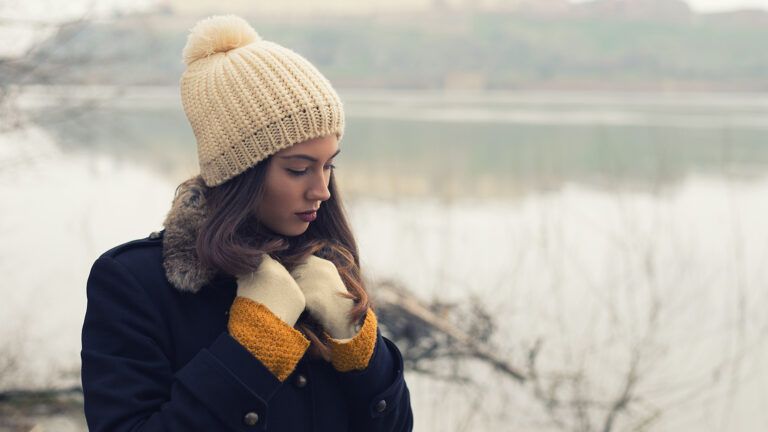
[1, 0, 767, 23]
[597, 0, 768, 12]
[676, 0, 768, 12]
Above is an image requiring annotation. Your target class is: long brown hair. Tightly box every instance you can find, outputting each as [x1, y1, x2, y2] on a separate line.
[194, 155, 370, 360]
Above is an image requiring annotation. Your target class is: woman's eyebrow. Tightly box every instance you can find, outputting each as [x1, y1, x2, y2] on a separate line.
[278, 148, 341, 162]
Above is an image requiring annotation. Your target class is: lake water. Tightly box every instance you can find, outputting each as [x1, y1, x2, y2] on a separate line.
[2, 87, 768, 431]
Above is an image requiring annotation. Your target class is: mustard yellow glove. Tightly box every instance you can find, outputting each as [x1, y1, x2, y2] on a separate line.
[227, 255, 309, 381]
[326, 308, 378, 372]
[290, 255, 378, 372]
[289, 255, 358, 340]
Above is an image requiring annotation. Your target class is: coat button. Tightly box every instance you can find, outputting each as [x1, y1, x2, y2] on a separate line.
[375, 399, 387, 413]
[243, 412, 259, 426]
[294, 374, 307, 388]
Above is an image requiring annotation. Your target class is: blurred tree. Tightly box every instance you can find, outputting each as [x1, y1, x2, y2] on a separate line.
[0, 13, 89, 132]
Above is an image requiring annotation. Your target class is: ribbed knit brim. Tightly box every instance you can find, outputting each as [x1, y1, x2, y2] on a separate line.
[180, 15, 345, 187]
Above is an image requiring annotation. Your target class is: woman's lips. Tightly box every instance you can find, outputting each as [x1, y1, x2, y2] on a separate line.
[296, 211, 317, 222]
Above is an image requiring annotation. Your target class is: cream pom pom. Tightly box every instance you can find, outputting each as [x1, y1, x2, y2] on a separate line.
[182, 15, 261, 66]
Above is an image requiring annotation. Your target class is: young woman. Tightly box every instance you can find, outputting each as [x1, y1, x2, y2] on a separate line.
[80, 15, 413, 431]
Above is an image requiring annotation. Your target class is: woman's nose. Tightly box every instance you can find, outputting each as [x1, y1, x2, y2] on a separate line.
[306, 171, 331, 201]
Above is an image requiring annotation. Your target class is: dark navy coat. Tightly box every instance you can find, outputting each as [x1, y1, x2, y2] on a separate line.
[81, 230, 413, 431]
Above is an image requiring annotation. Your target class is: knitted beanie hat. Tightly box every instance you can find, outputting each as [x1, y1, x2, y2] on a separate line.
[180, 15, 345, 187]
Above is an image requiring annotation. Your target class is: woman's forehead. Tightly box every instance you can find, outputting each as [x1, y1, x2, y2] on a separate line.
[277, 135, 339, 159]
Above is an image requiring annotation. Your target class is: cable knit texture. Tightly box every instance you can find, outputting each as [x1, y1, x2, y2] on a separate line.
[227, 296, 310, 382]
[180, 14, 345, 187]
[327, 308, 378, 372]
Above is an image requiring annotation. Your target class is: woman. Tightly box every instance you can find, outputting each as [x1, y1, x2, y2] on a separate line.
[81, 15, 413, 431]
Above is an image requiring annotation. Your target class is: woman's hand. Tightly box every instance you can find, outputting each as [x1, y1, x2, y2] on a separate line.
[229, 254, 310, 382]
[236, 254, 306, 327]
[290, 255, 359, 340]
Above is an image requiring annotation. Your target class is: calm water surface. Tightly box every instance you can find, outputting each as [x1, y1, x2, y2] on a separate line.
[2, 89, 767, 431]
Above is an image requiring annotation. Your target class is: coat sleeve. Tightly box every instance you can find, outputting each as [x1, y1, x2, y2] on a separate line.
[331, 311, 414, 431]
[81, 255, 285, 432]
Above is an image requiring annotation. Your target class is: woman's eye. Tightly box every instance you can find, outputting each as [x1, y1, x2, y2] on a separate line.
[287, 165, 335, 176]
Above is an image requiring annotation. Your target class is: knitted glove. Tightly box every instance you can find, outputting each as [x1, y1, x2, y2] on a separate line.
[291, 255, 378, 372]
[290, 255, 358, 340]
[228, 254, 309, 381]
[236, 254, 306, 326]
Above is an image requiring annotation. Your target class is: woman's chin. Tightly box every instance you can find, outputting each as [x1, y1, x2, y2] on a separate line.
[274, 223, 310, 237]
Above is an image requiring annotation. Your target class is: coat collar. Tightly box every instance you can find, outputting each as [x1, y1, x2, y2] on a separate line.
[161, 176, 217, 293]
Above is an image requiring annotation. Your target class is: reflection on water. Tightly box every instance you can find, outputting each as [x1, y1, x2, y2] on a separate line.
[3, 90, 768, 431]
[351, 177, 768, 431]
[32, 88, 768, 200]
[0, 126, 175, 392]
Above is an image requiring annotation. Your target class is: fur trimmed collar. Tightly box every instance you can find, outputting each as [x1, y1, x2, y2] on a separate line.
[161, 176, 217, 293]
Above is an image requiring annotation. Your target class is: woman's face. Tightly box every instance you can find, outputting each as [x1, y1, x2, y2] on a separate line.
[256, 134, 340, 237]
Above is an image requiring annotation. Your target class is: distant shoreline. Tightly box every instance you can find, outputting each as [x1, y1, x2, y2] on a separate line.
[16, 85, 768, 128]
